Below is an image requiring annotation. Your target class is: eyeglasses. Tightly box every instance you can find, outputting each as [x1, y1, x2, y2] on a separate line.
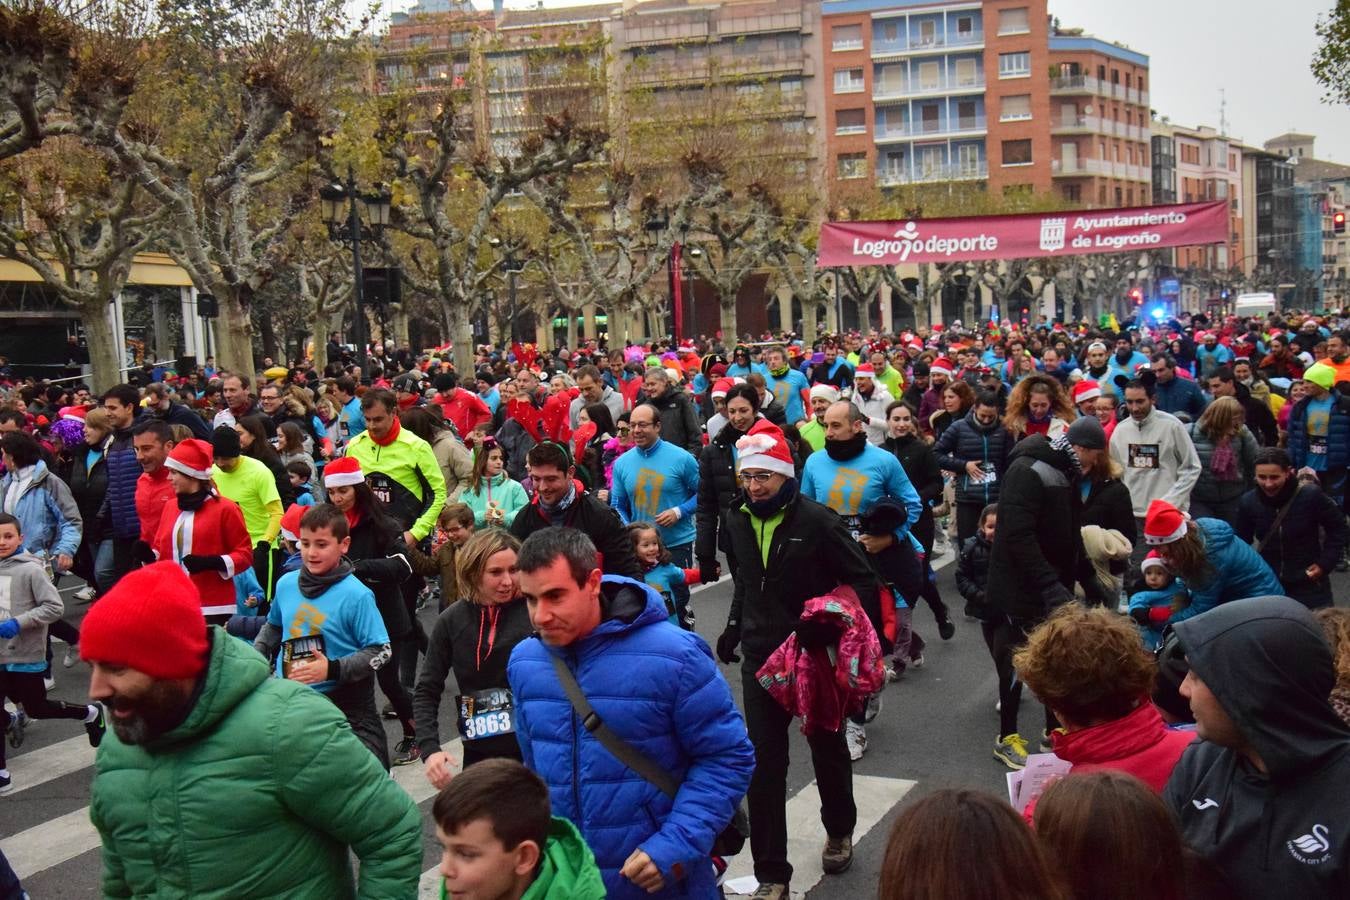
[739, 471, 776, 485]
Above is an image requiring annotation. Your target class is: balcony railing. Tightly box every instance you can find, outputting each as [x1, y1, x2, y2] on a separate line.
[875, 115, 987, 141]
[1051, 114, 1148, 142]
[1051, 158, 1150, 181]
[871, 74, 985, 101]
[878, 161, 988, 186]
[871, 29, 984, 55]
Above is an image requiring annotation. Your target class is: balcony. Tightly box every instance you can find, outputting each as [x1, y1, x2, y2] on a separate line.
[1051, 158, 1150, 181]
[1050, 74, 1099, 94]
[717, 11, 802, 38]
[1051, 114, 1147, 142]
[872, 30, 983, 58]
[871, 74, 985, 102]
[878, 161, 988, 186]
[875, 115, 987, 142]
[628, 50, 809, 86]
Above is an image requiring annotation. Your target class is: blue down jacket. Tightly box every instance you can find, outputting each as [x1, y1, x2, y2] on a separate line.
[0, 460, 81, 560]
[508, 575, 754, 899]
[1170, 519, 1282, 624]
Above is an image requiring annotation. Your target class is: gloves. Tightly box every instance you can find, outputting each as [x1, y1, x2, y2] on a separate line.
[254, 541, 273, 556]
[132, 540, 157, 566]
[181, 554, 226, 575]
[715, 623, 741, 665]
[1129, 606, 1152, 627]
[0, 619, 19, 639]
[795, 619, 843, 649]
[1042, 582, 1074, 607]
[698, 558, 722, 585]
[1148, 604, 1174, 625]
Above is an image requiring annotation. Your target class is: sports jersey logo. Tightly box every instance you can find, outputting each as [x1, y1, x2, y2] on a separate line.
[826, 467, 870, 515]
[633, 469, 667, 518]
[1287, 824, 1332, 865]
[288, 602, 327, 639]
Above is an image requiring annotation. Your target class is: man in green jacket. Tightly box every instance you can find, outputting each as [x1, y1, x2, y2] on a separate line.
[82, 562, 422, 899]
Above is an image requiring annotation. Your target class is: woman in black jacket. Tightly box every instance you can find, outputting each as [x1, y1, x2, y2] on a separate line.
[66, 408, 114, 601]
[413, 529, 530, 787]
[695, 383, 761, 581]
[324, 474, 418, 764]
[882, 400, 953, 637]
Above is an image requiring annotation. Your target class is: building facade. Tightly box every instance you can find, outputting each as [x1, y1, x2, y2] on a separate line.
[1240, 148, 1295, 285]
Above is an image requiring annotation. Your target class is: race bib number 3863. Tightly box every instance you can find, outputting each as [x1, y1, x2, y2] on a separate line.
[457, 688, 515, 741]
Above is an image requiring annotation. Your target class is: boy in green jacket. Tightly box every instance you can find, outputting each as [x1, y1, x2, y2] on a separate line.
[433, 758, 605, 900]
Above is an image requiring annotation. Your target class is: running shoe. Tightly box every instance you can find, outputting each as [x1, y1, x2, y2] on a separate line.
[864, 691, 883, 723]
[822, 834, 854, 874]
[7, 710, 28, 749]
[937, 618, 956, 640]
[74, 585, 97, 603]
[392, 736, 421, 766]
[750, 884, 789, 900]
[0, 771, 12, 795]
[994, 733, 1030, 770]
[86, 705, 107, 748]
[63, 643, 80, 668]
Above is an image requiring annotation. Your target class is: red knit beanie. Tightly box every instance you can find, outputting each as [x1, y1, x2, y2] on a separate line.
[80, 562, 210, 679]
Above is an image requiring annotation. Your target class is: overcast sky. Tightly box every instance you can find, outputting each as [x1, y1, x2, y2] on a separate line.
[369, 0, 1350, 161]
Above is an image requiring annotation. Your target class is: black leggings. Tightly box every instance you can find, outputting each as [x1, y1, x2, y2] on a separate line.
[982, 617, 1057, 740]
[0, 670, 89, 768]
[327, 678, 389, 771]
[377, 634, 416, 734]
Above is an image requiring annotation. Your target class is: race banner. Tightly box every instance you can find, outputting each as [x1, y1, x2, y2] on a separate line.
[817, 200, 1228, 267]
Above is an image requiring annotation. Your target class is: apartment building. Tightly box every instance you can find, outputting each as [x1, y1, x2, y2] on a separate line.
[1151, 122, 1242, 273]
[1265, 133, 1350, 304]
[820, 0, 1148, 206]
[375, 1, 495, 95]
[1239, 148, 1295, 280]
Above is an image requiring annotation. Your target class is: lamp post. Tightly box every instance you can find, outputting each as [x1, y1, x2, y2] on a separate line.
[489, 238, 526, 344]
[685, 246, 702, 340]
[319, 171, 391, 382]
[645, 207, 671, 338]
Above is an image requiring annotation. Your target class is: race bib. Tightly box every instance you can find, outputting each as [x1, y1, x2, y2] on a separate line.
[458, 687, 515, 741]
[1128, 444, 1160, 469]
[281, 633, 326, 679]
[979, 462, 998, 485]
[1310, 438, 1329, 456]
[366, 473, 395, 506]
[841, 513, 862, 542]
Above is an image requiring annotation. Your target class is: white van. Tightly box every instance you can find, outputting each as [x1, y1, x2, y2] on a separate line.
[1233, 292, 1277, 319]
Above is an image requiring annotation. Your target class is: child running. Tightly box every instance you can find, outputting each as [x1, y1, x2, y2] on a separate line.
[0, 512, 105, 793]
[627, 522, 702, 628]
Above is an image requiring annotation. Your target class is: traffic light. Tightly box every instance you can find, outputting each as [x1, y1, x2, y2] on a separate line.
[1129, 287, 1143, 305]
[1335, 211, 1346, 234]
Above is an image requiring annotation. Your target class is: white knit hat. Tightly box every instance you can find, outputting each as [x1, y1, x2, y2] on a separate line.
[809, 384, 840, 403]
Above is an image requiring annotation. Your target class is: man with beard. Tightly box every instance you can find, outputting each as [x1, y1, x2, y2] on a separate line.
[901, 361, 929, 412]
[809, 341, 853, 390]
[1315, 329, 1350, 385]
[1107, 335, 1150, 384]
[1194, 331, 1234, 380]
[848, 364, 894, 445]
[83, 561, 422, 898]
[798, 384, 837, 452]
[765, 345, 811, 425]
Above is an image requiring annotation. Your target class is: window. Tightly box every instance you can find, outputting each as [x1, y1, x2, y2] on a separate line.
[955, 58, 978, 86]
[1062, 184, 1081, 202]
[1098, 65, 1106, 81]
[837, 152, 867, 179]
[835, 108, 866, 135]
[877, 65, 904, 93]
[998, 7, 1030, 35]
[957, 144, 981, 173]
[1001, 94, 1031, 121]
[1111, 69, 1120, 84]
[998, 52, 1030, 78]
[1138, 75, 1145, 92]
[917, 20, 936, 45]
[1229, 151, 1238, 171]
[833, 67, 864, 93]
[1002, 139, 1032, 166]
[956, 15, 975, 36]
[918, 61, 940, 90]
[832, 25, 862, 51]
[881, 21, 899, 43]
[957, 100, 978, 129]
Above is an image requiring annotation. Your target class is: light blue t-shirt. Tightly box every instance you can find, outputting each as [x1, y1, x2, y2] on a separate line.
[266, 570, 388, 693]
[610, 439, 700, 548]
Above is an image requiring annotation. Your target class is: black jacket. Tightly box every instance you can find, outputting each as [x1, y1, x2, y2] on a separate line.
[934, 409, 1014, 506]
[346, 512, 414, 638]
[883, 434, 942, 553]
[642, 390, 702, 456]
[1166, 597, 1350, 898]
[955, 533, 994, 620]
[725, 491, 879, 663]
[413, 597, 532, 763]
[1234, 480, 1348, 606]
[987, 435, 1080, 622]
[695, 423, 743, 564]
[510, 488, 642, 580]
[149, 402, 212, 441]
[67, 439, 109, 544]
[1077, 474, 1137, 603]
[1234, 381, 1279, 447]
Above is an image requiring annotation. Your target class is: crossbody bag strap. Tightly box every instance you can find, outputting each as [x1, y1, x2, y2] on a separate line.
[1253, 484, 1303, 554]
[547, 652, 679, 799]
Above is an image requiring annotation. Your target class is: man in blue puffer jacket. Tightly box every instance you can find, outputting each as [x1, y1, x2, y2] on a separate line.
[510, 528, 754, 900]
[97, 385, 144, 581]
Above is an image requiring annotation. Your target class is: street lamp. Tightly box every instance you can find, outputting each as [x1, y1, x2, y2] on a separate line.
[320, 171, 392, 381]
[685, 246, 702, 340]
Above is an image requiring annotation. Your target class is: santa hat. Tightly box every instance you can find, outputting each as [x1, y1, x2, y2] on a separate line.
[809, 384, 840, 403]
[710, 377, 734, 400]
[280, 503, 307, 543]
[1072, 381, 1102, 405]
[734, 420, 795, 479]
[165, 438, 214, 481]
[1141, 550, 1168, 575]
[930, 358, 955, 378]
[854, 363, 876, 379]
[324, 455, 365, 488]
[1143, 499, 1189, 546]
[58, 405, 88, 422]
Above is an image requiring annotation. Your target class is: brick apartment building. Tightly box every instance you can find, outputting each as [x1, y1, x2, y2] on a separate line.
[821, 0, 1150, 208]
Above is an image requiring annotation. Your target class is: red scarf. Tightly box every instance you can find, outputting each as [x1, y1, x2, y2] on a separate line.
[370, 416, 401, 447]
[344, 507, 362, 532]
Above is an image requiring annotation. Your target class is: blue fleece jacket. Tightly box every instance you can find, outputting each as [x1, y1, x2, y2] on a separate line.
[610, 439, 700, 549]
[1128, 584, 1185, 650]
[1167, 519, 1282, 625]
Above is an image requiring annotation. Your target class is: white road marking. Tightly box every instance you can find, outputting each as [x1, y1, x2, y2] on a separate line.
[1, 734, 95, 797]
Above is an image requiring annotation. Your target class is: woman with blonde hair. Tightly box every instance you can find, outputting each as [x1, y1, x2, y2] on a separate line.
[412, 528, 531, 786]
[1314, 607, 1350, 726]
[1003, 374, 1076, 441]
[1187, 395, 1257, 521]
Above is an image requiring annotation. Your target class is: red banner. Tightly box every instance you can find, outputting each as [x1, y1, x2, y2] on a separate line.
[817, 200, 1228, 267]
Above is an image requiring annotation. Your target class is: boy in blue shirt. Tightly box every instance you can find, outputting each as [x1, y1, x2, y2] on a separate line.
[253, 503, 393, 769]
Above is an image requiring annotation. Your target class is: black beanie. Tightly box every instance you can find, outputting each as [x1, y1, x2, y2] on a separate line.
[211, 424, 241, 459]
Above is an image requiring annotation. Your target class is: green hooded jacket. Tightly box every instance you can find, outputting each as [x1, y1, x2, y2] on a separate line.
[439, 816, 606, 900]
[90, 627, 422, 899]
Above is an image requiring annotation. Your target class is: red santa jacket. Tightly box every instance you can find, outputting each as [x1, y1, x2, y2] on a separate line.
[135, 467, 177, 545]
[435, 388, 492, 438]
[152, 492, 254, 617]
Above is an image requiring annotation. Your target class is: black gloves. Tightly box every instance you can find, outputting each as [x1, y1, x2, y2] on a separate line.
[181, 554, 226, 575]
[716, 622, 741, 665]
[698, 558, 722, 585]
[254, 541, 273, 555]
[795, 619, 843, 649]
[1129, 606, 1152, 627]
[132, 541, 157, 566]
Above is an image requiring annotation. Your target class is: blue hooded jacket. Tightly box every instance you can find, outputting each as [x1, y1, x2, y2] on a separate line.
[0, 460, 81, 560]
[1168, 519, 1281, 624]
[508, 575, 754, 899]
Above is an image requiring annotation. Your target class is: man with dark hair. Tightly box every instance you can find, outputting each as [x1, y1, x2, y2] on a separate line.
[143, 382, 211, 440]
[131, 420, 177, 557]
[569, 364, 624, 430]
[1164, 596, 1350, 898]
[1148, 354, 1207, 420]
[809, 341, 853, 390]
[0, 409, 26, 433]
[431, 757, 605, 900]
[1234, 447, 1348, 609]
[345, 389, 446, 547]
[433, 371, 492, 439]
[510, 442, 640, 578]
[332, 375, 364, 450]
[1207, 366, 1279, 447]
[100, 384, 145, 580]
[1316, 328, 1350, 384]
[509, 528, 754, 899]
[212, 372, 259, 430]
[641, 368, 701, 455]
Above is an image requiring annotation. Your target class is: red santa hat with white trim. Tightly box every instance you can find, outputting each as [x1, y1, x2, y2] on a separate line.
[324, 455, 365, 488]
[1141, 550, 1168, 575]
[280, 503, 307, 543]
[164, 438, 213, 481]
[1143, 499, 1189, 545]
[809, 383, 840, 403]
[1072, 380, 1102, 405]
[710, 377, 735, 401]
[854, 363, 876, 379]
[734, 420, 795, 479]
[930, 357, 955, 378]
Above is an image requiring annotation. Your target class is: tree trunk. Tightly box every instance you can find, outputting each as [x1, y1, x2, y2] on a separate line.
[82, 300, 123, 393]
[719, 294, 737, 340]
[259, 312, 278, 365]
[217, 290, 255, 377]
[802, 303, 818, 344]
[565, 307, 578, 351]
[448, 300, 474, 373]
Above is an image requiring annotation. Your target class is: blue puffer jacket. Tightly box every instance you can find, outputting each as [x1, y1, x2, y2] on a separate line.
[933, 409, 1014, 506]
[0, 460, 82, 560]
[1169, 519, 1282, 624]
[508, 575, 754, 899]
[1285, 393, 1350, 471]
[102, 425, 142, 540]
